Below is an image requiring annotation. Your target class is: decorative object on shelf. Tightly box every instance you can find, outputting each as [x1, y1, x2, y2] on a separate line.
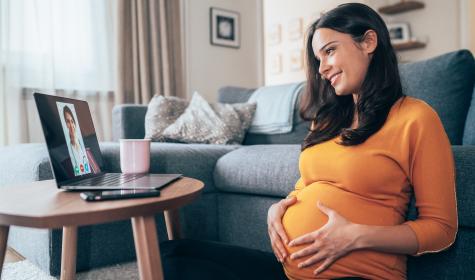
[393, 41, 426, 51]
[387, 22, 411, 44]
[289, 49, 304, 71]
[288, 18, 303, 41]
[270, 53, 282, 74]
[267, 24, 282, 46]
[378, 0, 424, 15]
[210, 7, 240, 48]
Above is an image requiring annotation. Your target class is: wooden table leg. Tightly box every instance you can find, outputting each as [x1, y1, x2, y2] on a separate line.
[61, 226, 77, 280]
[0, 225, 10, 279]
[132, 215, 163, 280]
[164, 209, 182, 240]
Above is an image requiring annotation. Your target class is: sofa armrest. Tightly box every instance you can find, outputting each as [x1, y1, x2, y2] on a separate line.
[0, 143, 53, 187]
[112, 105, 148, 141]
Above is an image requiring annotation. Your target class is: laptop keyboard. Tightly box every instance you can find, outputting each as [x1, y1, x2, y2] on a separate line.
[67, 173, 145, 186]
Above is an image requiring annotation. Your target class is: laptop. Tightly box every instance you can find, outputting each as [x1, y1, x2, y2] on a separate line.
[34, 92, 182, 191]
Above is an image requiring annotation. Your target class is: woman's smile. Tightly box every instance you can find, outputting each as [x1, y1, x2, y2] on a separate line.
[330, 72, 342, 86]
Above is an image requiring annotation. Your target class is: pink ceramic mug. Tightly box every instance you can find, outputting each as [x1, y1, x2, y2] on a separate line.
[120, 139, 151, 174]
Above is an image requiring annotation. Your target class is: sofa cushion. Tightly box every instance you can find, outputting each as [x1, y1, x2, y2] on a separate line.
[218, 86, 310, 145]
[399, 50, 475, 145]
[214, 102, 257, 144]
[214, 145, 300, 197]
[162, 92, 231, 144]
[101, 142, 239, 193]
[144, 95, 189, 142]
[463, 84, 475, 145]
[161, 92, 256, 145]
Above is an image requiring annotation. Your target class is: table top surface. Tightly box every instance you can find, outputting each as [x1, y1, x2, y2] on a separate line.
[0, 177, 204, 228]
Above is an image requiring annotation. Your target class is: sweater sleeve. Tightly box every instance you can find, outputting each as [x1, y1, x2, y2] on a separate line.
[287, 177, 306, 198]
[403, 105, 458, 257]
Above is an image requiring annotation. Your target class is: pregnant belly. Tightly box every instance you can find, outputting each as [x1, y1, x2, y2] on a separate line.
[281, 182, 405, 279]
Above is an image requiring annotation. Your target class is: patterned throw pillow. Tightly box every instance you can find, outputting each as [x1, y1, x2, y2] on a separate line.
[161, 92, 256, 144]
[144, 95, 189, 141]
[211, 102, 256, 144]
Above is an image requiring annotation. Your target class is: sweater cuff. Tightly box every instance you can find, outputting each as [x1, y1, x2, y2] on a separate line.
[403, 220, 426, 256]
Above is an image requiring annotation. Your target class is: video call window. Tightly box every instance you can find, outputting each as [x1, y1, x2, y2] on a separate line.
[57, 102, 92, 176]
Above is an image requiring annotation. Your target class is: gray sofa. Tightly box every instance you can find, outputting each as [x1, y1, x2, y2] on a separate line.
[1, 49, 475, 279]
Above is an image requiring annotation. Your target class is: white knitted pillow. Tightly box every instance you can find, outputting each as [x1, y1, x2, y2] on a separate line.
[144, 95, 189, 141]
[161, 92, 256, 144]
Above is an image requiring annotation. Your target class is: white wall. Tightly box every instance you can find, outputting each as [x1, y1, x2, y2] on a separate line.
[182, 0, 264, 102]
[472, 1, 475, 53]
[386, 0, 461, 62]
[263, 0, 470, 86]
[463, 0, 475, 54]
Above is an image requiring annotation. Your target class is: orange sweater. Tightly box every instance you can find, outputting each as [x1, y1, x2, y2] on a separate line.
[282, 97, 458, 280]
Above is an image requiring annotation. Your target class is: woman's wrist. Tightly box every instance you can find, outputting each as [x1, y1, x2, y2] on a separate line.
[350, 223, 370, 250]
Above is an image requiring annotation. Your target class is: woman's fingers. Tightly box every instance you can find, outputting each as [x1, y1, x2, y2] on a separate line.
[298, 251, 326, 268]
[281, 196, 297, 207]
[314, 257, 336, 275]
[269, 231, 284, 261]
[271, 242, 283, 262]
[272, 197, 296, 246]
[291, 241, 320, 260]
[289, 231, 319, 247]
[273, 219, 290, 245]
[267, 198, 297, 263]
[270, 228, 288, 260]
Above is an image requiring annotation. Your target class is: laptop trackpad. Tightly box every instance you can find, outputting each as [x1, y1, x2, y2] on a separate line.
[121, 174, 183, 190]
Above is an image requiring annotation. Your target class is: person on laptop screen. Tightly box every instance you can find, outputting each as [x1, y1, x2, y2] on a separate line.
[57, 102, 91, 176]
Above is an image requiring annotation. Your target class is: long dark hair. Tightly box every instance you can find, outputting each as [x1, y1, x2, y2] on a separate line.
[301, 3, 404, 150]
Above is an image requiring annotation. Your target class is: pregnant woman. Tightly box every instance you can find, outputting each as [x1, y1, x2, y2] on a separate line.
[267, 3, 458, 280]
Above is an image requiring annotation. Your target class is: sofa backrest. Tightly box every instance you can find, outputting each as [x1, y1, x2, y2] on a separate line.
[112, 105, 148, 141]
[218, 86, 309, 145]
[219, 49, 475, 146]
[463, 84, 475, 145]
[399, 49, 475, 145]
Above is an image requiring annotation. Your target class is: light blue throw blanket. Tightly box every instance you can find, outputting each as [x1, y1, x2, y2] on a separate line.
[248, 82, 304, 134]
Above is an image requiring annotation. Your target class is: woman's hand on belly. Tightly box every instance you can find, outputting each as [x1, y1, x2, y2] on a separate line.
[288, 201, 360, 276]
[267, 196, 298, 263]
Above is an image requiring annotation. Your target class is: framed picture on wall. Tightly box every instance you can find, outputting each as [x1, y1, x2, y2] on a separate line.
[270, 53, 282, 74]
[387, 22, 411, 44]
[267, 24, 282, 46]
[288, 18, 303, 41]
[289, 49, 304, 72]
[210, 7, 240, 48]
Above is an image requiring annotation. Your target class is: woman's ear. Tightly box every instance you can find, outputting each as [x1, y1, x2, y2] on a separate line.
[362, 30, 378, 54]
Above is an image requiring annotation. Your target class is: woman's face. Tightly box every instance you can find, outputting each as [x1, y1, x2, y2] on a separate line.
[312, 28, 377, 97]
[65, 112, 76, 140]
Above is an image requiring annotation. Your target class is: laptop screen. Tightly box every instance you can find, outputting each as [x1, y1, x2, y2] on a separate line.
[34, 93, 104, 184]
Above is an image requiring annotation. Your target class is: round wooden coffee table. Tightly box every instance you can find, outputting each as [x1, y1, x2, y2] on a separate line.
[0, 177, 204, 280]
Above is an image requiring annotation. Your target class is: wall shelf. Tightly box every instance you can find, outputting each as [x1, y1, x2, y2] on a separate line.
[392, 41, 426, 51]
[378, 1, 425, 15]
